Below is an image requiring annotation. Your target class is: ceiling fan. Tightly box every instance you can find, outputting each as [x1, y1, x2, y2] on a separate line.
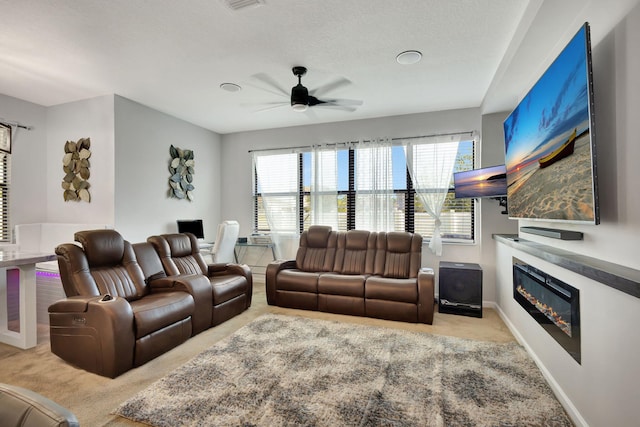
[247, 66, 363, 113]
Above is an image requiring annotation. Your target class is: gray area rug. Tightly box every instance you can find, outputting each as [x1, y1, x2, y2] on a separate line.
[114, 314, 572, 426]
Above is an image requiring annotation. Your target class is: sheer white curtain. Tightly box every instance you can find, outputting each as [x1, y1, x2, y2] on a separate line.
[309, 145, 339, 230]
[253, 151, 298, 259]
[355, 137, 394, 231]
[405, 134, 466, 256]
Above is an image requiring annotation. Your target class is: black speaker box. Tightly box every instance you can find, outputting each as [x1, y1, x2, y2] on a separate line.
[438, 261, 483, 318]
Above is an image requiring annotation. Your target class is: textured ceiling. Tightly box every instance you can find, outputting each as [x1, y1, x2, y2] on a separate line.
[1, 0, 638, 134]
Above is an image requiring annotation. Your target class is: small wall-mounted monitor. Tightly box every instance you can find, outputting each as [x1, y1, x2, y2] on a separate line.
[454, 165, 507, 199]
[177, 219, 204, 239]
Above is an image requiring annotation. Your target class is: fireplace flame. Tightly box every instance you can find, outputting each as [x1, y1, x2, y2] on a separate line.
[516, 285, 572, 337]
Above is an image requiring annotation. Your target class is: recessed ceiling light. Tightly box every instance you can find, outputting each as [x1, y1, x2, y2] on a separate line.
[220, 83, 242, 92]
[396, 50, 422, 65]
[224, 0, 264, 11]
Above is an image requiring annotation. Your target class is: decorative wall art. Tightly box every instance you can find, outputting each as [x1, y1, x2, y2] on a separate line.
[62, 137, 91, 202]
[168, 145, 195, 201]
[0, 123, 11, 154]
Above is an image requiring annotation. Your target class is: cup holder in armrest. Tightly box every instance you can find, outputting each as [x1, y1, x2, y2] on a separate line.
[98, 294, 116, 303]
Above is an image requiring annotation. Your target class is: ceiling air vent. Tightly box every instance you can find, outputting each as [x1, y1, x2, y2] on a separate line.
[224, 0, 264, 11]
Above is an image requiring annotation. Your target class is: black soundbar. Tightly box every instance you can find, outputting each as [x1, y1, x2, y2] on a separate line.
[520, 226, 583, 240]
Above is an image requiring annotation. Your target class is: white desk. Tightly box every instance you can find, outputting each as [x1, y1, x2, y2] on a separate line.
[0, 250, 56, 349]
[234, 242, 276, 274]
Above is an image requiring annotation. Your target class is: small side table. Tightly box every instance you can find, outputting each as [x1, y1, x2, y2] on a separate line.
[438, 261, 483, 318]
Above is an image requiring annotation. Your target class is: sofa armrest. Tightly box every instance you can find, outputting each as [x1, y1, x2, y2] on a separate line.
[149, 274, 213, 335]
[0, 383, 79, 427]
[48, 296, 135, 378]
[208, 262, 230, 273]
[265, 259, 297, 305]
[208, 263, 253, 307]
[417, 268, 435, 324]
[207, 262, 251, 278]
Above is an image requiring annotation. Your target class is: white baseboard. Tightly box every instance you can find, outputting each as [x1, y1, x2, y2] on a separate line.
[493, 303, 589, 427]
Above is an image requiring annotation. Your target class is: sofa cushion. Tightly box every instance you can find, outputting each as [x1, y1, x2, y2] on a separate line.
[381, 232, 421, 279]
[276, 270, 320, 293]
[334, 230, 374, 274]
[383, 252, 411, 279]
[130, 291, 194, 339]
[210, 274, 250, 305]
[75, 230, 125, 268]
[318, 273, 366, 297]
[365, 277, 417, 303]
[299, 247, 330, 272]
[296, 226, 336, 272]
[146, 234, 208, 277]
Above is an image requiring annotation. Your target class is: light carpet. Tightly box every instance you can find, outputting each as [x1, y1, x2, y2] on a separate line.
[114, 313, 572, 426]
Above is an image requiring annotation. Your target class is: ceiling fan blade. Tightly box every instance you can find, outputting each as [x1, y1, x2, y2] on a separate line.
[313, 98, 363, 112]
[314, 104, 359, 112]
[321, 98, 363, 106]
[303, 107, 319, 120]
[309, 77, 352, 98]
[245, 73, 290, 98]
[242, 101, 289, 113]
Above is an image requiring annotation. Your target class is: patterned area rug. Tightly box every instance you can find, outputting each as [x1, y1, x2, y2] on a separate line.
[114, 314, 572, 426]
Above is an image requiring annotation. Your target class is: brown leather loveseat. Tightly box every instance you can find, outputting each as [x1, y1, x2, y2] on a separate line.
[266, 226, 435, 324]
[49, 229, 251, 377]
[146, 233, 252, 326]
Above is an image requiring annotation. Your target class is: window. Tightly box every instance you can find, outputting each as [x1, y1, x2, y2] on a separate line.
[253, 135, 475, 242]
[0, 152, 9, 242]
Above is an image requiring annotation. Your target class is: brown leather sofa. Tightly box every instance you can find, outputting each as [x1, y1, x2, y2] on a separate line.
[266, 226, 435, 324]
[147, 233, 252, 326]
[0, 383, 79, 427]
[49, 229, 251, 378]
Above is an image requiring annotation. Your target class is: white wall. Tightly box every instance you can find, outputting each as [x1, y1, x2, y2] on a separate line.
[45, 95, 115, 225]
[479, 112, 519, 302]
[0, 94, 48, 232]
[114, 96, 221, 243]
[493, 5, 640, 426]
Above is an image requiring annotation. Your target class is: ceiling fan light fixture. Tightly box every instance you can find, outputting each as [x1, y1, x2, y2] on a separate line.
[291, 103, 308, 112]
[396, 50, 422, 65]
[290, 81, 309, 112]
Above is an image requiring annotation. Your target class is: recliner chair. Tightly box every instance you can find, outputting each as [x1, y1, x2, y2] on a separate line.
[148, 232, 253, 326]
[0, 383, 79, 427]
[49, 229, 201, 377]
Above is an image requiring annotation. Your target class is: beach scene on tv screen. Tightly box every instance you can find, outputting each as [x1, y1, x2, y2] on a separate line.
[455, 165, 506, 198]
[503, 25, 596, 222]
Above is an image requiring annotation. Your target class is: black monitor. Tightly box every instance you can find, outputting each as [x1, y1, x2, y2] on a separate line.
[176, 219, 204, 239]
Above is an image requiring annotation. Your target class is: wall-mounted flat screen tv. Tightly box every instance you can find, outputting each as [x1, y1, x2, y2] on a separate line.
[177, 219, 205, 239]
[503, 22, 599, 224]
[454, 165, 507, 198]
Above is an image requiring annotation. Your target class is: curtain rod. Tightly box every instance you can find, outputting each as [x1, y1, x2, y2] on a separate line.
[0, 117, 33, 130]
[247, 130, 475, 153]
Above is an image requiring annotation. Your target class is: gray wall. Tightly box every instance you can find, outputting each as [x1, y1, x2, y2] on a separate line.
[0, 94, 48, 230]
[45, 95, 115, 225]
[0, 94, 221, 244]
[114, 96, 221, 242]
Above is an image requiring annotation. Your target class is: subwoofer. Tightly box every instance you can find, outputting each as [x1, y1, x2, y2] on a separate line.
[438, 261, 482, 318]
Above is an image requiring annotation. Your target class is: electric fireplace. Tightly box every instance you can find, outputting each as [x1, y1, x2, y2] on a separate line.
[513, 258, 581, 363]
